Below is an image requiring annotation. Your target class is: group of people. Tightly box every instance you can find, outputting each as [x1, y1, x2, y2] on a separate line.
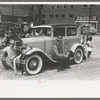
[84, 35, 93, 60]
[81, 24, 93, 60]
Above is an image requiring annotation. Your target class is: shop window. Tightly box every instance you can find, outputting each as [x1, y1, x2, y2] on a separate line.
[69, 14, 73, 20]
[62, 5, 67, 9]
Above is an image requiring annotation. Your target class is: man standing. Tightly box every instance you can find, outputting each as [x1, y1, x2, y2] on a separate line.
[52, 36, 70, 72]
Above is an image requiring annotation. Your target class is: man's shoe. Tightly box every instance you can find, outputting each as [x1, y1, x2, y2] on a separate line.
[67, 67, 71, 69]
[57, 69, 60, 72]
[60, 68, 65, 71]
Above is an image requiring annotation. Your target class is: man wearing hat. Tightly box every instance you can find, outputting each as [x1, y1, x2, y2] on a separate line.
[52, 36, 70, 72]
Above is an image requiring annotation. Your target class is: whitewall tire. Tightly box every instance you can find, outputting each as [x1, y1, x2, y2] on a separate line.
[24, 55, 43, 75]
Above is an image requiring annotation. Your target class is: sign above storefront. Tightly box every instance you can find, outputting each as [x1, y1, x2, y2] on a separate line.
[76, 16, 98, 21]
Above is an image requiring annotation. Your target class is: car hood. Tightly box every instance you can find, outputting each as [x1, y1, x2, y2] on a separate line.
[22, 37, 45, 44]
[22, 36, 52, 44]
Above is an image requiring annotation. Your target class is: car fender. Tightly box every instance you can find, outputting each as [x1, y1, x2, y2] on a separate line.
[24, 48, 57, 63]
[2, 46, 16, 58]
[2, 46, 11, 52]
[70, 43, 83, 53]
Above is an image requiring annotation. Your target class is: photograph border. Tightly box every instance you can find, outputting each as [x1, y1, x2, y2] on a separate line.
[0, 1, 100, 98]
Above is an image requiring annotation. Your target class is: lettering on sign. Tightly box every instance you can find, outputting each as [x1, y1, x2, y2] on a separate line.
[76, 16, 98, 21]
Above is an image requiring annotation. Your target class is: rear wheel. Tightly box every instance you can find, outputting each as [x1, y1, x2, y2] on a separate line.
[2, 52, 11, 69]
[24, 54, 43, 75]
[74, 48, 83, 64]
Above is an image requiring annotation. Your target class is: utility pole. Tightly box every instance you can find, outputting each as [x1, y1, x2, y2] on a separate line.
[38, 5, 42, 25]
[12, 5, 14, 22]
[34, 5, 43, 25]
[89, 5, 92, 25]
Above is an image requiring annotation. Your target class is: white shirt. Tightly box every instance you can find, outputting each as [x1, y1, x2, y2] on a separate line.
[86, 41, 92, 51]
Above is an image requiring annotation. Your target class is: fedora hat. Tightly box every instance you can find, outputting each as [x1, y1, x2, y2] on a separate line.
[56, 36, 63, 41]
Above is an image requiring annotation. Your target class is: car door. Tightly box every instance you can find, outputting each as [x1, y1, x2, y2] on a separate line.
[63, 26, 81, 51]
[52, 26, 66, 52]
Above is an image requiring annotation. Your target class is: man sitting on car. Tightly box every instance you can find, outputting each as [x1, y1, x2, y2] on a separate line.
[52, 36, 70, 72]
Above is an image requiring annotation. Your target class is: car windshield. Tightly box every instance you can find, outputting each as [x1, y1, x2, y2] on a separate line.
[33, 28, 51, 36]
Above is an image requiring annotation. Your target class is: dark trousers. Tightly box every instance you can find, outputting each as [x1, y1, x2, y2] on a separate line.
[88, 51, 92, 58]
[56, 56, 69, 70]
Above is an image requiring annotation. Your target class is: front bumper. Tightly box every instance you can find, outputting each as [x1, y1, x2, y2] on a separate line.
[15, 59, 25, 64]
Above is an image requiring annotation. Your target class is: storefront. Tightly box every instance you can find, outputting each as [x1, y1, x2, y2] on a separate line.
[75, 16, 98, 30]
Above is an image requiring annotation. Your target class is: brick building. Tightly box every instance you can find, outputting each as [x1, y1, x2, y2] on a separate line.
[32, 5, 100, 31]
[1, 4, 100, 31]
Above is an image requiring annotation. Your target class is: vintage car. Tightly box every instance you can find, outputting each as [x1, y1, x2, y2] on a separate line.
[1, 24, 86, 75]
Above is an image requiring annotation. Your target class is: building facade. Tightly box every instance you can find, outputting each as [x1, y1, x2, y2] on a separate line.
[0, 4, 100, 31]
[0, 5, 32, 23]
[32, 5, 100, 31]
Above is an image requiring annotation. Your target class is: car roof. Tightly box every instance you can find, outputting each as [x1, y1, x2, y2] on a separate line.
[31, 24, 79, 29]
[31, 25, 52, 28]
[51, 23, 79, 27]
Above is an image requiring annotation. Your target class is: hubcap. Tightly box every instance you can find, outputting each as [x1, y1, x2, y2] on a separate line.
[28, 58, 38, 71]
[75, 51, 82, 61]
[32, 61, 37, 66]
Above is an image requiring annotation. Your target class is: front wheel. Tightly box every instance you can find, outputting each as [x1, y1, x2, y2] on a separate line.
[74, 48, 83, 64]
[24, 54, 43, 75]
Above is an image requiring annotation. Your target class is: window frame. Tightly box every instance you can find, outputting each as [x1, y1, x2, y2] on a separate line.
[68, 14, 74, 20]
[50, 14, 54, 20]
[50, 5, 55, 10]
[61, 14, 66, 20]
[66, 26, 78, 36]
[69, 5, 74, 9]
[62, 5, 67, 9]
[55, 14, 59, 20]
[82, 5, 88, 8]
[53, 26, 66, 37]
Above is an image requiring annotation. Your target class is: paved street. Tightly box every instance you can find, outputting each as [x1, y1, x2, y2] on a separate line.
[0, 35, 100, 80]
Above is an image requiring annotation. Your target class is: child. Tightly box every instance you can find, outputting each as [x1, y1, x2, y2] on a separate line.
[86, 36, 93, 59]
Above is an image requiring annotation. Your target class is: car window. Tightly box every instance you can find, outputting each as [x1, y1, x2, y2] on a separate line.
[67, 27, 77, 36]
[53, 27, 65, 37]
[33, 28, 51, 36]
